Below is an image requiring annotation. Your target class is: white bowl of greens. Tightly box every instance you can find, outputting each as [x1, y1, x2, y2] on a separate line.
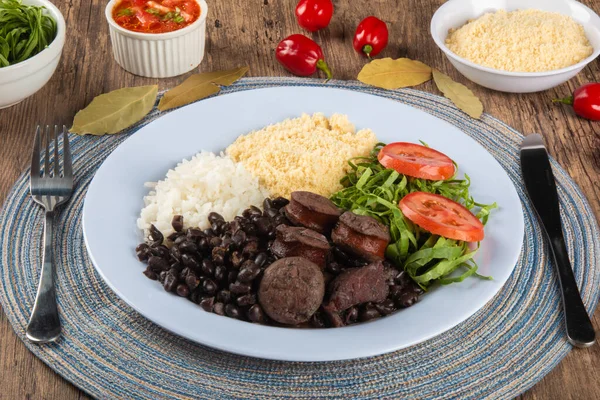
[0, 0, 65, 109]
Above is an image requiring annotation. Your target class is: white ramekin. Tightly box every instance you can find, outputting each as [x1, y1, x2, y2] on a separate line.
[105, 0, 207, 78]
[431, 0, 600, 93]
[0, 0, 66, 109]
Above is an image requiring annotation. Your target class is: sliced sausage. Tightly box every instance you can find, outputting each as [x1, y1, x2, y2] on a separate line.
[331, 211, 390, 262]
[258, 257, 325, 325]
[270, 225, 330, 269]
[324, 261, 389, 313]
[284, 191, 342, 234]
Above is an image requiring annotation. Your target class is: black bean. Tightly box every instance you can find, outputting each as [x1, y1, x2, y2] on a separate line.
[225, 304, 241, 319]
[190, 289, 202, 304]
[212, 254, 225, 266]
[221, 236, 233, 249]
[163, 274, 177, 292]
[171, 215, 184, 232]
[412, 285, 424, 295]
[148, 225, 164, 246]
[389, 284, 403, 299]
[345, 306, 359, 324]
[209, 236, 222, 248]
[359, 306, 381, 322]
[203, 228, 215, 237]
[202, 279, 218, 295]
[396, 292, 418, 308]
[187, 228, 204, 239]
[211, 222, 222, 235]
[265, 208, 279, 218]
[310, 311, 327, 328]
[230, 251, 244, 268]
[170, 262, 183, 272]
[199, 297, 215, 312]
[237, 294, 256, 306]
[208, 212, 225, 224]
[158, 271, 167, 284]
[181, 253, 200, 270]
[179, 267, 191, 281]
[272, 215, 289, 227]
[227, 271, 239, 284]
[148, 256, 169, 272]
[254, 252, 268, 267]
[179, 241, 199, 254]
[250, 205, 263, 216]
[143, 267, 158, 280]
[152, 245, 170, 259]
[135, 243, 151, 261]
[229, 220, 241, 234]
[166, 232, 180, 242]
[262, 198, 273, 210]
[375, 299, 396, 315]
[213, 302, 225, 315]
[174, 235, 188, 246]
[242, 241, 258, 257]
[198, 237, 209, 252]
[214, 265, 227, 282]
[216, 290, 232, 304]
[255, 217, 272, 236]
[176, 283, 190, 297]
[230, 281, 251, 294]
[232, 231, 246, 247]
[169, 246, 182, 263]
[327, 262, 342, 275]
[242, 222, 258, 236]
[247, 304, 265, 323]
[271, 197, 289, 209]
[186, 273, 200, 290]
[237, 265, 260, 283]
[201, 259, 215, 276]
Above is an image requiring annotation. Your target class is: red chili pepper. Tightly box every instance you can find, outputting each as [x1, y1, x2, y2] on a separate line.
[276, 34, 332, 80]
[295, 0, 333, 32]
[554, 83, 600, 120]
[353, 16, 389, 59]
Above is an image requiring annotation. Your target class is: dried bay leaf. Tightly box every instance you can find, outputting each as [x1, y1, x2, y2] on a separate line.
[432, 69, 483, 119]
[71, 85, 158, 135]
[357, 58, 432, 89]
[158, 66, 249, 111]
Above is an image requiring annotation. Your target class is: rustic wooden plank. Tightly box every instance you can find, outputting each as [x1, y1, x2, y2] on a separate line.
[0, 0, 598, 398]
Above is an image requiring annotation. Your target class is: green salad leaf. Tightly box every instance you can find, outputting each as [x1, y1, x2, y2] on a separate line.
[330, 143, 497, 289]
[0, 0, 57, 68]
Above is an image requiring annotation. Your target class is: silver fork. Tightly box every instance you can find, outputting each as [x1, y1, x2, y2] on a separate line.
[26, 125, 73, 343]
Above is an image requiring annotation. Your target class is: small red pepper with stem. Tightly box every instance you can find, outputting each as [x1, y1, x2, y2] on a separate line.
[553, 83, 600, 120]
[276, 34, 332, 80]
[353, 16, 389, 59]
[295, 0, 334, 32]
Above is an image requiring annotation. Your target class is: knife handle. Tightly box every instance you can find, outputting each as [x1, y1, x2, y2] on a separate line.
[548, 234, 596, 347]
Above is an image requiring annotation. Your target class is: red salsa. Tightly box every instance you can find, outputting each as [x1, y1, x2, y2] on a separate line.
[112, 0, 200, 33]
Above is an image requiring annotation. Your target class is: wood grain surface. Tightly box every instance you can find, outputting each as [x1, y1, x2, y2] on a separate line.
[1, 0, 599, 398]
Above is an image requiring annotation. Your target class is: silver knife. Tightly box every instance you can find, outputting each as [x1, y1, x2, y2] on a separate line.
[520, 134, 595, 348]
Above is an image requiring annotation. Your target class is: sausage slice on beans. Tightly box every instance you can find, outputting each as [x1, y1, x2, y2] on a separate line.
[270, 225, 330, 269]
[284, 191, 342, 234]
[258, 257, 325, 325]
[331, 212, 390, 262]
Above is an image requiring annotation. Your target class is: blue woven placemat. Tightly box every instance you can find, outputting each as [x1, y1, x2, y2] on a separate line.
[1, 77, 599, 399]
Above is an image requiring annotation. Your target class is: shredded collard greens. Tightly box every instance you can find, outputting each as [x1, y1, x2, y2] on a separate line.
[0, 0, 57, 67]
[330, 143, 497, 289]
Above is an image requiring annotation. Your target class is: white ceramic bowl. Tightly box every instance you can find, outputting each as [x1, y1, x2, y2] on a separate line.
[431, 0, 600, 93]
[105, 0, 207, 78]
[0, 0, 65, 109]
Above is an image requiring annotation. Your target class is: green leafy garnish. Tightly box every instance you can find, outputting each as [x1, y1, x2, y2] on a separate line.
[0, 0, 57, 67]
[162, 10, 185, 23]
[145, 8, 160, 16]
[330, 143, 497, 289]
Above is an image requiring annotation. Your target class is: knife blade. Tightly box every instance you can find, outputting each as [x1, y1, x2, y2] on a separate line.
[520, 134, 595, 348]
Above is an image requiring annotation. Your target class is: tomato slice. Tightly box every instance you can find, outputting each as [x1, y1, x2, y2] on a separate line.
[399, 192, 484, 242]
[378, 142, 455, 180]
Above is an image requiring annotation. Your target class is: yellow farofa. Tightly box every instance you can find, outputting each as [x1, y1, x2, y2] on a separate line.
[445, 9, 593, 72]
[226, 113, 378, 198]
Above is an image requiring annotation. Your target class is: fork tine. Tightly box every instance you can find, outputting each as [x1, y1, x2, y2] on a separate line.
[63, 126, 73, 180]
[44, 125, 50, 177]
[31, 126, 41, 179]
[54, 125, 59, 178]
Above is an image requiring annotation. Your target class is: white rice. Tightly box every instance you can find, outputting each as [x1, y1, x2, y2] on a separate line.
[137, 151, 270, 237]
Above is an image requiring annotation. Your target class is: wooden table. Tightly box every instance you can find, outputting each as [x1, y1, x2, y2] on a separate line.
[1, 0, 599, 398]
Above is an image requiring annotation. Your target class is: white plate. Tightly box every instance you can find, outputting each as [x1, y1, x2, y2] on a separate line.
[83, 86, 524, 362]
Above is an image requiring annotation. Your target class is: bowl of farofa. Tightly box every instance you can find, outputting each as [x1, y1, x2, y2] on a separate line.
[430, 0, 600, 93]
